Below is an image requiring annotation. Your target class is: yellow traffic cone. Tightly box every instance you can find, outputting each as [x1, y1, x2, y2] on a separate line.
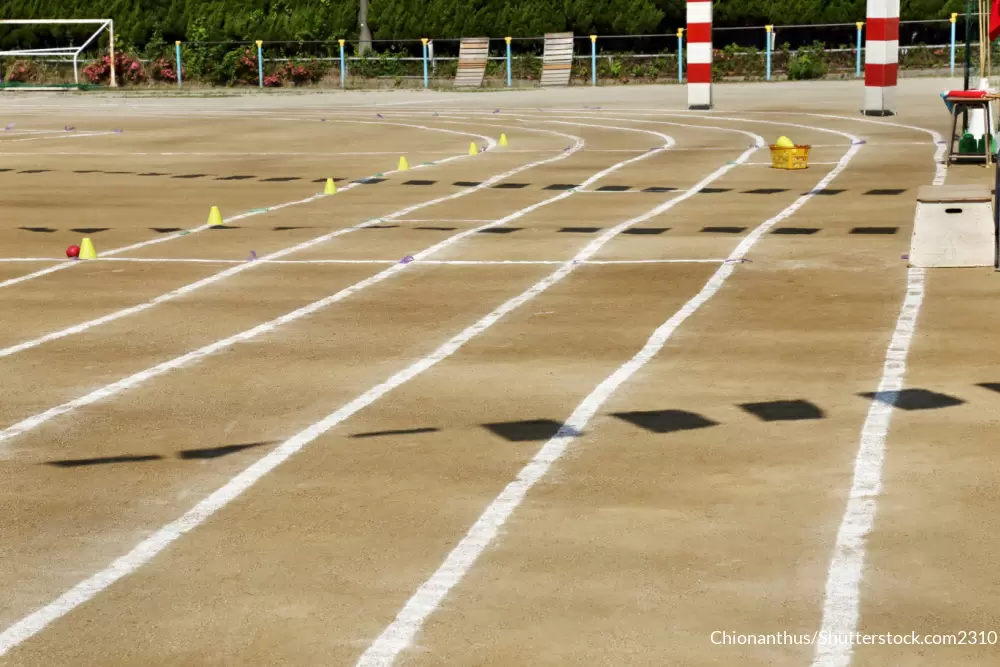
[499, 133, 508, 147]
[324, 178, 337, 195]
[468, 142, 478, 155]
[398, 156, 409, 171]
[79, 237, 97, 259]
[207, 205, 224, 227]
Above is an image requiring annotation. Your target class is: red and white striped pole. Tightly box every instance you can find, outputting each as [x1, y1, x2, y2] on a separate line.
[686, 0, 713, 109]
[863, 0, 899, 116]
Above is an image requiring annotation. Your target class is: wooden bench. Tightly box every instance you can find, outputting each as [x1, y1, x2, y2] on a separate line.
[541, 32, 574, 87]
[454, 37, 489, 88]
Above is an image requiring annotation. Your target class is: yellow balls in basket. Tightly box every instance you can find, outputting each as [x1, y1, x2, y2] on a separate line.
[770, 135, 811, 170]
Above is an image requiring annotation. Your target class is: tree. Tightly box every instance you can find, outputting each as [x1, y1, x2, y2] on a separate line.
[359, 0, 372, 53]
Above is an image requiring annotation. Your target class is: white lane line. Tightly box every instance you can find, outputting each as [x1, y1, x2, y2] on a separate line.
[0, 149, 692, 157]
[0, 258, 727, 266]
[810, 121, 945, 667]
[587, 259, 726, 264]
[0, 131, 117, 143]
[0, 119, 494, 291]
[523, 107, 947, 667]
[395, 109, 944, 667]
[0, 123, 774, 656]
[0, 150, 565, 157]
[355, 126, 863, 667]
[0, 125, 584, 360]
[0, 119, 683, 442]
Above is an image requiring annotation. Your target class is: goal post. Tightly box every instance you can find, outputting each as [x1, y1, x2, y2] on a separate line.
[0, 19, 116, 87]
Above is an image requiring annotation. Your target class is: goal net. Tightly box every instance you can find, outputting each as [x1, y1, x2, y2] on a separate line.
[0, 19, 116, 88]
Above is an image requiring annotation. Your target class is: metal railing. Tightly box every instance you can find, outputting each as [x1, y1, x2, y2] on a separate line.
[0, 13, 988, 89]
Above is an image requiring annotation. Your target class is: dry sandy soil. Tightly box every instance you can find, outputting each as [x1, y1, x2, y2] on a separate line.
[0, 77, 997, 666]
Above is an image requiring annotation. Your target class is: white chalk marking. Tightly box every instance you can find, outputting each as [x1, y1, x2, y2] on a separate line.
[0, 119, 688, 440]
[0, 126, 586, 360]
[0, 119, 494, 291]
[551, 107, 947, 667]
[0, 257, 729, 266]
[0, 120, 779, 655]
[810, 122, 945, 667]
[355, 123, 863, 667]
[0, 257, 727, 266]
[0, 131, 116, 143]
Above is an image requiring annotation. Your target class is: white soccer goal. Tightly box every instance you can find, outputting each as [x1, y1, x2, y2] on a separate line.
[0, 19, 116, 87]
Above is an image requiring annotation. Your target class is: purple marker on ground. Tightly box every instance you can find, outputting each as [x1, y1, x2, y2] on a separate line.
[400, 255, 414, 264]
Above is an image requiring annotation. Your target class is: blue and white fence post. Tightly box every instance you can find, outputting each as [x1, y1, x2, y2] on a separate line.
[590, 34, 597, 86]
[856, 22, 864, 78]
[339, 39, 346, 88]
[950, 13, 958, 75]
[677, 28, 684, 83]
[505, 36, 512, 87]
[765, 25, 773, 80]
[175, 40, 182, 88]
[421, 38, 429, 88]
[255, 40, 264, 87]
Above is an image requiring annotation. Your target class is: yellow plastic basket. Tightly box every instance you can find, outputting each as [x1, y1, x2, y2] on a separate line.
[769, 144, 811, 170]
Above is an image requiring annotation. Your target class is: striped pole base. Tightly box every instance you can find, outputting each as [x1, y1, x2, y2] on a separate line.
[863, 0, 899, 116]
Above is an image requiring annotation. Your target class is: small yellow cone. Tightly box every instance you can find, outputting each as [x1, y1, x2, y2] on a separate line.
[398, 156, 409, 171]
[775, 136, 795, 148]
[324, 178, 337, 195]
[79, 237, 97, 260]
[207, 205, 224, 227]
[468, 142, 478, 155]
[499, 133, 508, 147]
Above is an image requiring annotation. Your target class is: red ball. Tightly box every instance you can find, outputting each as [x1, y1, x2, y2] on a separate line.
[66, 245, 80, 258]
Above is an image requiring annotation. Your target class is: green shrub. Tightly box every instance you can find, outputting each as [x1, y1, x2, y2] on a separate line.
[788, 42, 828, 80]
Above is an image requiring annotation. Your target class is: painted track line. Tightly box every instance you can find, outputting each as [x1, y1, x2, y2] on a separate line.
[0, 258, 728, 266]
[0, 118, 685, 442]
[355, 125, 863, 667]
[810, 119, 945, 667]
[396, 108, 943, 667]
[0, 119, 494, 291]
[0, 131, 116, 143]
[471, 109, 942, 667]
[0, 125, 583, 360]
[0, 122, 774, 655]
[525, 107, 946, 667]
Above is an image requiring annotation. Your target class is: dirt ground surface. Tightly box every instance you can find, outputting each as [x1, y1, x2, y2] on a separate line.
[0, 77, 998, 667]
